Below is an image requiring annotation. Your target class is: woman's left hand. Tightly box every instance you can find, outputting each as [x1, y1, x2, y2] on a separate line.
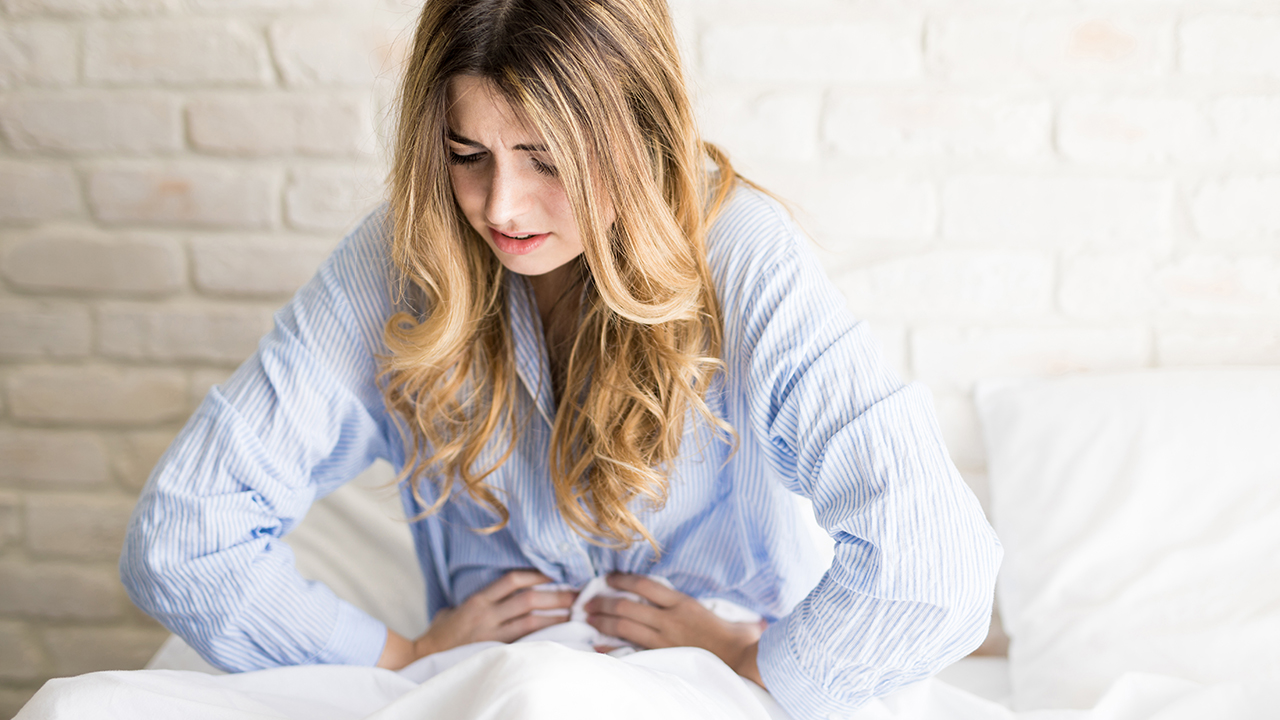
[583, 573, 767, 688]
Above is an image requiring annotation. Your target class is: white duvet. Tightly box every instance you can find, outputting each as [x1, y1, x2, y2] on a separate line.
[16, 642, 1280, 720]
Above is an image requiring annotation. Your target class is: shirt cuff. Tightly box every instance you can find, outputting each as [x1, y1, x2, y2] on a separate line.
[310, 600, 388, 667]
[758, 622, 865, 720]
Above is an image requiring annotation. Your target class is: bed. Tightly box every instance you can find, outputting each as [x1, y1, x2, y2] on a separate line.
[15, 368, 1280, 719]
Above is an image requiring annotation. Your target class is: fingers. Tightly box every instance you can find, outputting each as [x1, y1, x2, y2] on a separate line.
[474, 569, 553, 603]
[493, 588, 576, 623]
[583, 596, 664, 628]
[494, 610, 573, 643]
[587, 613, 666, 649]
[605, 573, 685, 608]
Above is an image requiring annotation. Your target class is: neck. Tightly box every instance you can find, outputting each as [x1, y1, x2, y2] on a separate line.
[526, 260, 581, 328]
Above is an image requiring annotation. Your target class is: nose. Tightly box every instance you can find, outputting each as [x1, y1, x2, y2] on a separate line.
[483, 161, 528, 228]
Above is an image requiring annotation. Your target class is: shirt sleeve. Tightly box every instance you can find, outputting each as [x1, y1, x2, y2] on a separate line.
[722, 197, 1003, 719]
[120, 208, 399, 672]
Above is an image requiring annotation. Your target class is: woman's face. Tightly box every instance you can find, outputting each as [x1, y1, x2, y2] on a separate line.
[446, 75, 595, 279]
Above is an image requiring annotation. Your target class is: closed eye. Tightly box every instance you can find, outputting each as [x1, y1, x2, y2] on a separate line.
[448, 151, 484, 166]
[532, 158, 558, 177]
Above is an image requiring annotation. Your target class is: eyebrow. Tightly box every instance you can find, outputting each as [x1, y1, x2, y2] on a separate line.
[446, 129, 547, 153]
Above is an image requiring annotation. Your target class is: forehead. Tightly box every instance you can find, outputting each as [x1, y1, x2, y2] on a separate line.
[445, 75, 540, 142]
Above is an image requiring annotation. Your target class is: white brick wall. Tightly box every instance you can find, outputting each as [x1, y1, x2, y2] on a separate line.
[2, 0, 1279, 709]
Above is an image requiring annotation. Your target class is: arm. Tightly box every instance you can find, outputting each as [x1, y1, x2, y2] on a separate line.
[735, 205, 1002, 717]
[120, 210, 400, 671]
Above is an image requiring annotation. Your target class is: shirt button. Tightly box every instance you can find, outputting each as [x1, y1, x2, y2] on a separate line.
[557, 541, 574, 554]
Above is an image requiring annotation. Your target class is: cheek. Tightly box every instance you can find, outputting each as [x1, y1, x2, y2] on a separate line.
[448, 168, 485, 221]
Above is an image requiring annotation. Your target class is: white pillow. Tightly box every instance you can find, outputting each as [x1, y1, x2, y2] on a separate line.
[975, 368, 1280, 710]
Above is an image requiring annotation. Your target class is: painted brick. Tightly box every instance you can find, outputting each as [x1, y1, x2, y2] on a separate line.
[8, 366, 188, 425]
[270, 18, 402, 87]
[930, 15, 1172, 81]
[703, 20, 922, 83]
[0, 162, 81, 223]
[0, 429, 110, 485]
[1, 0, 174, 16]
[84, 20, 272, 86]
[1191, 177, 1280, 241]
[942, 176, 1173, 250]
[838, 251, 1054, 321]
[0, 302, 91, 359]
[0, 93, 181, 154]
[114, 430, 177, 489]
[1182, 15, 1280, 80]
[0, 690, 40, 720]
[825, 93, 1052, 161]
[1058, 96, 1206, 166]
[188, 0, 338, 9]
[931, 391, 985, 472]
[762, 172, 935, 242]
[2, 233, 184, 295]
[284, 166, 383, 231]
[188, 94, 370, 157]
[99, 303, 273, 364]
[698, 89, 821, 161]
[191, 235, 333, 296]
[0, 621, 42, 680]
[912, 325, 1149, 393]
[1151, 255, 1280, 317]
[1211, 97, 1280, 164]
[43, 627, 170, 675]
[862, 318, 908, 382]
[1157, 324, 1280, 366]
[0, 22, 77, 89]
[88, 164, 277, 229]
[0, 492, 19, 548]
[0, 561, 125, 619]
[26, 494, 137, 559]
[1059, 253, 1155, 319]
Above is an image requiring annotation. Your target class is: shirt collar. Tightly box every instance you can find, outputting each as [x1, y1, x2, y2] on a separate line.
[507, 272, 556, 427]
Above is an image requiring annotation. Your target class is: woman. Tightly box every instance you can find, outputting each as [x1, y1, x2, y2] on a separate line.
[121, 0, 1001, 717]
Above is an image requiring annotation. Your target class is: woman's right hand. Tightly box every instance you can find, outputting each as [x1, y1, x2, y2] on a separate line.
[378, 570, 576, 669]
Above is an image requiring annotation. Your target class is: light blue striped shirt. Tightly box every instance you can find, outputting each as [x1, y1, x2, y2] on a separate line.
[121, 186, 1001, 719]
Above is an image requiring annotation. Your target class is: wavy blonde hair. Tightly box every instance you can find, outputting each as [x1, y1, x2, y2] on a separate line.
[382, 0, 738, 550]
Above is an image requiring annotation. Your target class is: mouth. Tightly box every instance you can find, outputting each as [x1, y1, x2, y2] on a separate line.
[489, 227, 550, 256]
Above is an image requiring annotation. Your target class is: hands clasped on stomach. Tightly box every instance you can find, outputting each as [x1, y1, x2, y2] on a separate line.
[381, 569, 766, 686]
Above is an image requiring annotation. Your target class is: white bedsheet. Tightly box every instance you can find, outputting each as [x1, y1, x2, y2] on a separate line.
[18, 641, 1279, 720]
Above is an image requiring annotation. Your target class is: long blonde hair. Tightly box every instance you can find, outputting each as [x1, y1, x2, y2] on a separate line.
[382, 0, 737, 550]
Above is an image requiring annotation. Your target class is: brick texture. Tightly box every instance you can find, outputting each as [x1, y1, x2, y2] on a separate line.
[26, 494, 137, 559]
[2, 233, 184, 295]
[0, 93, 181, 154]
[84, 20, 272, 86]
[43, 627, 170, 675]
[7, 366, 188, 424]
[99, 303, 273, 363]
[191, 235, 334, 296]
[88, 164, 278, 228]
[0, 429, 111, 486]
[0, 162, 82, 222]
[0, 23, 77, 89]
[188, 94, 370, 157]
[0, 302, 92, 359]
[0, 562, 126, 619]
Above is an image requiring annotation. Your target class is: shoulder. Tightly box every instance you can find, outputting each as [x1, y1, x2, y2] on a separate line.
[326, 203, 394, 286]
[705, 183, 808, 294]
[705, 182, 812, 311]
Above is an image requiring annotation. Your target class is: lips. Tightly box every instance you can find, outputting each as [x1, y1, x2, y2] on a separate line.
[489, 227, 549, 256]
